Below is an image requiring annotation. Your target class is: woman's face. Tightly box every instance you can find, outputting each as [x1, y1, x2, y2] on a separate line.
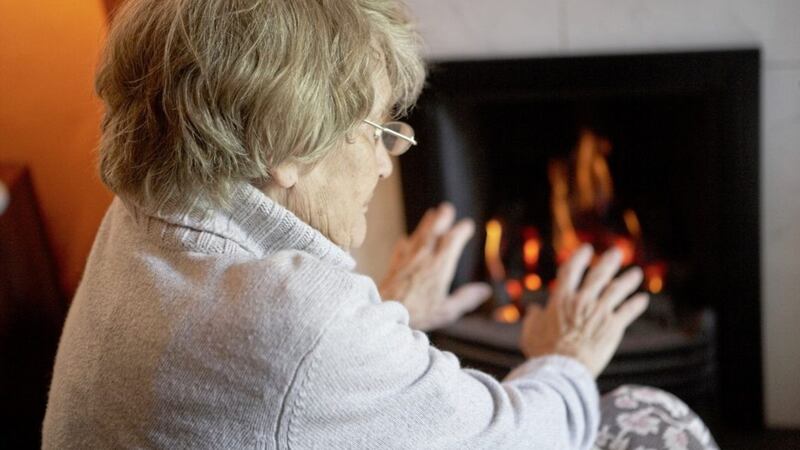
[267, 74, 394, 250]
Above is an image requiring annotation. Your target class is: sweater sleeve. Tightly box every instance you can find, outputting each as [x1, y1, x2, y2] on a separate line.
[279, 278, 599, 450]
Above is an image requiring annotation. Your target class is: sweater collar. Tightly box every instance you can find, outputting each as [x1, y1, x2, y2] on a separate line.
[129, 183, 356, 271]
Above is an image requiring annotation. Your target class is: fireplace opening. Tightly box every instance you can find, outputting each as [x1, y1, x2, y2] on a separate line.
[400, 50, 761, 429]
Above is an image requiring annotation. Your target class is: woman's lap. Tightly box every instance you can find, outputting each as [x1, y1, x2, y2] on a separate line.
[594, 385, 719, 450]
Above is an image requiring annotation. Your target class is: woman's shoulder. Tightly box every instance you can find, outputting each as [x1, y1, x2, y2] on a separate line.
[217, 248, 382, 343]
[224, 248, 374, 305]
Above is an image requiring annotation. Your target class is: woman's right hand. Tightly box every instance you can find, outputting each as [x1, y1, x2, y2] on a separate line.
[519, 245, 649, 378]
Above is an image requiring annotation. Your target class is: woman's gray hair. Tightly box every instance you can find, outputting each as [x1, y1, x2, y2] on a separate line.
[96, 0, 426, 210]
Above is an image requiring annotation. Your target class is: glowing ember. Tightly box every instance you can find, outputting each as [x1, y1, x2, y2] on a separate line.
[648, 276, 664, 294]
[524, 274, 542, 291]
[493, 304, 521, 323]
[523, 238, 541, 268]
[623, 209, 642, 240]
[505, 279, 523, 301]
[644, 262, 667, 294]
[612, 236, 636, 266]
[485, 219, 506, 281]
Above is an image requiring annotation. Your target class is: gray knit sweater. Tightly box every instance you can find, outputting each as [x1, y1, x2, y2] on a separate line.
[42, 183, 599, 449]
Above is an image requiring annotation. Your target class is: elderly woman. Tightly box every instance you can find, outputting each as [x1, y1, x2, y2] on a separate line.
[43, 0, 718, 449]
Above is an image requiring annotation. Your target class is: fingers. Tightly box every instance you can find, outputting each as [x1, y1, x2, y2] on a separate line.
[571, 248, 628, 327]
[584, 267, 643, 332]
[552, 244, 593, 302]
[435, 218, 475, 282]
[412, 208, 436, 241]
[387, 236, 410, 267]
[441, 282, 492, 322]
[409, 203, 455, 252]
[398, 204, 453, 269]
[578, 247, 624, 301]
[613, 293, 649, 328]
[431, 203, 456, 235]
[552, 246, 593, 327]
[597, 267, 643, 313]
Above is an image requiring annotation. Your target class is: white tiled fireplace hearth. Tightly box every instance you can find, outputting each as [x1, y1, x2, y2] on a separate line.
[351, 0, 800, 428]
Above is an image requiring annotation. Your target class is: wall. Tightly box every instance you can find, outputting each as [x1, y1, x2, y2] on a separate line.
[356, 0, 800, 428]
[0, 2, 112, 296]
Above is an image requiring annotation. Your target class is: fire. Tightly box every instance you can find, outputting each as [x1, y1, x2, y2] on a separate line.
[612, 236, 636, 267]
[484, 128, 670, 325]
[523, 228, 543, 290]
[575, 129, 614, 213]
[549, 129, 647, 268]
[524, 274, 542, 291]
[485, 219, 506, 281]
[623, 209, 642, 240]
[523, 237, 541, 268]
[493, 304, 520, 323]
[645, 263, 667, 294]
[649, 276, 664, 294]
[549, 160, 581, 263]
[505, 279, 523, 301]
[551, 130, 614, 259]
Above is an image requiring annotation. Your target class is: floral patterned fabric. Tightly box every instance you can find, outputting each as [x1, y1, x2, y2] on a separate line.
[593, 385, 719, 450]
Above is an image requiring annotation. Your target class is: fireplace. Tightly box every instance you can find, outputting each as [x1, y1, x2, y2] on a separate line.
[400, 50, 761, 428]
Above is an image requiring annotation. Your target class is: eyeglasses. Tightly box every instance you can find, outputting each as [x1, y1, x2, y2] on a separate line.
[362, 119, 417, 156]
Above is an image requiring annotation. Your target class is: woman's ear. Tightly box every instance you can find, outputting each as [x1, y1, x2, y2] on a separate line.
[271, 160, 300, 189]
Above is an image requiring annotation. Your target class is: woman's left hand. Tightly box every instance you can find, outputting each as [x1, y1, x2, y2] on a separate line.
[378, 203, 492, 331]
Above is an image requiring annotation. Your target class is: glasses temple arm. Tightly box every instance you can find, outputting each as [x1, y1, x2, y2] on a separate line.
[363, 119, 417, 146]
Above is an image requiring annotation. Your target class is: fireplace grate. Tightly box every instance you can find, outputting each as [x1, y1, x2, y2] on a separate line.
[430, 308, 716, 406]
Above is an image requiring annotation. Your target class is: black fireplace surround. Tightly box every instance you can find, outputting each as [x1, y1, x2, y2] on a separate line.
[400, 50, 761, 428]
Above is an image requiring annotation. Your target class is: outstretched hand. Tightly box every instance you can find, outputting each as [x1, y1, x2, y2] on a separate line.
[520, 244, 650, 378]
[379, 203, 492, 331]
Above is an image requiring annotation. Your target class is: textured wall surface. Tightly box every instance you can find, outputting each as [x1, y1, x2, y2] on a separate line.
[0, 2, 112, 296]
[355, 0, 800, 427]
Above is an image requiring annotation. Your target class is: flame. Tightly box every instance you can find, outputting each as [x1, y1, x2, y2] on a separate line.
[493, 304, 521, 323]
[612, 236, 636, 266]
[623, 209, 642, 240]
[644, 263, 667, 294]
[505, 279, 523, 301]
[549, 160, 581, 263]
[485, 219, 506, 281]
[575, 129, 614, 214]
[648, 276, 663, 294]
[523, 237, 541, 268]
[524, 274, 542, 291]
[550, 129, 644, 266]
